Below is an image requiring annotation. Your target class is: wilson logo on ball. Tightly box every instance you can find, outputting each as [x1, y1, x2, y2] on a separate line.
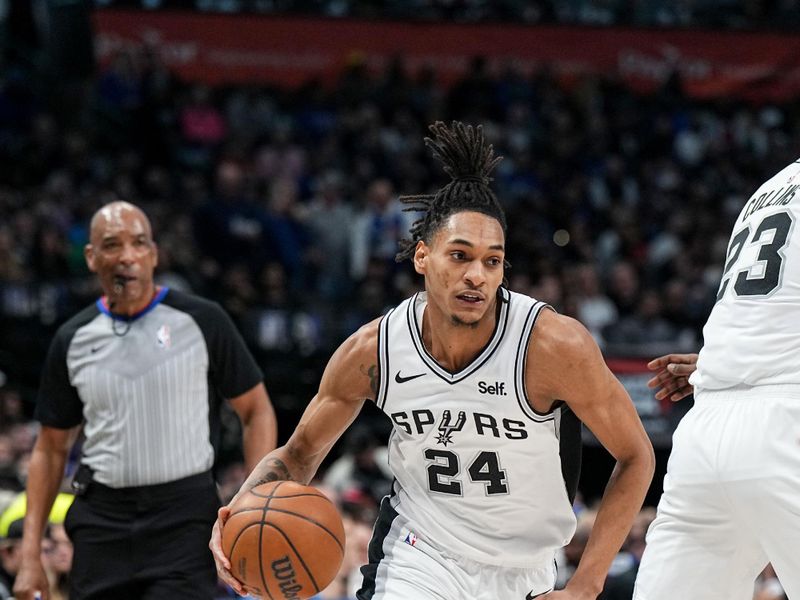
[272, 556, 302, 599]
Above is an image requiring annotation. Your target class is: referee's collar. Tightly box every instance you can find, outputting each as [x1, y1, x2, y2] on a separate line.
[97, 287, 169, 321]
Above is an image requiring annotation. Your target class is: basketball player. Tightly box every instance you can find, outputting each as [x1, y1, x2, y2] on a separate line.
[14, 202, 277, 600]
[634, 159, 800, 599]
[211, 122, 655, 599]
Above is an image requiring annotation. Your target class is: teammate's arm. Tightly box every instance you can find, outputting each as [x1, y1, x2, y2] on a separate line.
[647, 353, 698, 402]
[14, 425, 81, 600]
[210, 318, 380, 594]
[527, 311, 655, 600]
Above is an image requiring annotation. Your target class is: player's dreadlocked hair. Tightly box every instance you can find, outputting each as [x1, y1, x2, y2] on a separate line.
[396, 121, 506, 263]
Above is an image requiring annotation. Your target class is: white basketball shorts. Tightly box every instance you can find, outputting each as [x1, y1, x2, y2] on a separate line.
[634, 386, 800, 600]
[357, 497, 557, 600]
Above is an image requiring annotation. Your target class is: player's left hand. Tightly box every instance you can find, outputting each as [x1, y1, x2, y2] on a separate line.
[647, 352, 698, 402]
[209, 506, 246, 596]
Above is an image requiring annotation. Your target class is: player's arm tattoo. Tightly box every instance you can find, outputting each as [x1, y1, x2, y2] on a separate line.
[360, 363, 380, 397]
[251, 458, 293, 487]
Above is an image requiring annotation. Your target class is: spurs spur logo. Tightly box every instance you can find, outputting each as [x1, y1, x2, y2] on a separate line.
[436, 410, 466, 446]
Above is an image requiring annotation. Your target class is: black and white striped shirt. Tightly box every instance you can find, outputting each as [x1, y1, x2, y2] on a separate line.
[35, 288, 262, 488]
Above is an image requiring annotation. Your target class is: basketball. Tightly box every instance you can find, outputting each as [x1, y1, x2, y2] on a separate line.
[221, 481, 346, 599]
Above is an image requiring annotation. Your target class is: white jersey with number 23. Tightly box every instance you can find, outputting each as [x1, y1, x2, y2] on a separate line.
[693, 158, 800, 391]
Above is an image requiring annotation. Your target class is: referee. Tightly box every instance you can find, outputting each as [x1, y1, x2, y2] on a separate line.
[14, 201, 277, 600]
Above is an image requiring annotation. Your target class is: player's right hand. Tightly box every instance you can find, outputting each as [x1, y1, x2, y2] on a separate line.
[647, 353, 698, 402]
[209, 505, 246, 596]
[13, 557, 49, 600]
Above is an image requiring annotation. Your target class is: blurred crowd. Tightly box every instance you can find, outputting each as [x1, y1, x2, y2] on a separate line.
[93, 0, 800, 30]
[2, 9, 800, 598]
[4, 48, 800, 398]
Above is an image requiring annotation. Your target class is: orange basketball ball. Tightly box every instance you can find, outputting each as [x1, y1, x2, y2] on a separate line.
[222, 481, 345, 600]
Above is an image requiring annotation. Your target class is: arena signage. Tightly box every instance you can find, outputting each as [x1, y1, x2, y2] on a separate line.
[94, 10, 800, 101]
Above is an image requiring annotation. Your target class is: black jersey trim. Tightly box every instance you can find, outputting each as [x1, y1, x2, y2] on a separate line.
[375, 308, 394, 410]
[405, 288, 511, 385]
[356, 493, 400, 600]
[514, 301, 556, 423]
[556, 405, 582, 504]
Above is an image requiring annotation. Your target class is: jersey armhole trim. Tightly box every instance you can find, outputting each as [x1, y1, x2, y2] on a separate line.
[375, 308, 394, 410]
[514, 302, 556, 422]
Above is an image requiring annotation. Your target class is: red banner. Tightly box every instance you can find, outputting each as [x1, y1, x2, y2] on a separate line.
[605, 357, 688, 448]
[93, 10, 800, 101]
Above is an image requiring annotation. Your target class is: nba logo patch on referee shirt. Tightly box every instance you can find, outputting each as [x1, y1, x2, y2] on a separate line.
[156, 324, 171, 349]
[404, 532, 417, 547]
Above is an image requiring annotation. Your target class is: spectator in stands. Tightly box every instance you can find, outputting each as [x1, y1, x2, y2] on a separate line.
[0, 492, 74, 600]
[41, 523, 71, 600]
[306, 170, 357, 301]
[179, 84, 226, 168]
[262, 176, 310, 291]
[314, 502, 374, 600]
[194, 159, 276, 275]
[323, 425, 392, 505]
[0, 519, 22, 600]
[350, 178, 409, 281]
[604, 289, 679, 348]
[0, 437, 18, 491]
[573, 264, 617, 345]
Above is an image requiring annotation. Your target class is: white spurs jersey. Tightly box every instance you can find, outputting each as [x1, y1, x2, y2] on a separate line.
[374, 288, 579, 566]
[692, 158, 800, 391]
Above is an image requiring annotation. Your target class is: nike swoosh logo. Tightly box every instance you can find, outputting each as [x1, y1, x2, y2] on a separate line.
[394, 371, 427, 384]
[90, 345, 105, 354]
[525, 589, 552, 600]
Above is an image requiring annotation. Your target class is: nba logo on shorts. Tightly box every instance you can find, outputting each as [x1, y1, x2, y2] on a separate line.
[156, 324, 171, 349]
[404, 532, 417, 547]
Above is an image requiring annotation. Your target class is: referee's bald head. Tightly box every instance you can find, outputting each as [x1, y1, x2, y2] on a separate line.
[89, 201, 153, 245]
